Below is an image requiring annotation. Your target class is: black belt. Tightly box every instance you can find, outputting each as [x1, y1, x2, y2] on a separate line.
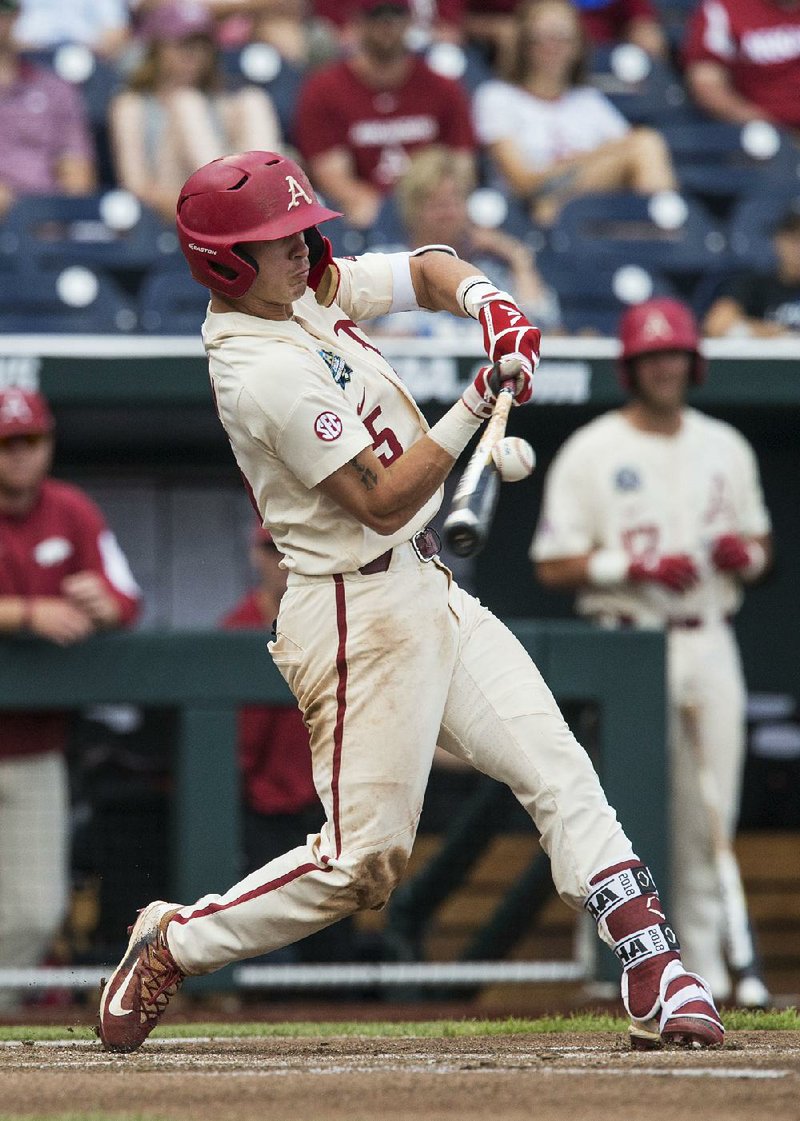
[613, 614, 733, 630]
[358, 526, 441, 575]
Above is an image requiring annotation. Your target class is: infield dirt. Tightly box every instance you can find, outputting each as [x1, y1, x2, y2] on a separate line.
[1, 1030, 798, 1121]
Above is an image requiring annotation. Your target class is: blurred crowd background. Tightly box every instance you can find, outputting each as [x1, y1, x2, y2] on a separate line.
[0, 0, 799, 339]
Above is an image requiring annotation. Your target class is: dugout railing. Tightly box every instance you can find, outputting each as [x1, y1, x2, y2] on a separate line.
[0, 623, 666, 993]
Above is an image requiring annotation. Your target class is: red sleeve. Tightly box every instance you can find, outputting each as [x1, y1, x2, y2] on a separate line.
[436, 0, 466, 25]
[66, 488, 141, 626]
[621, 0, 659, 22]
[682, 0, 727, 66]
[294, 67, 350, 162]
[431, 72, 476, 149]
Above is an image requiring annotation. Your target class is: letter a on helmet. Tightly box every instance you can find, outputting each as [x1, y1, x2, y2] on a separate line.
[176, 151, 341, 297]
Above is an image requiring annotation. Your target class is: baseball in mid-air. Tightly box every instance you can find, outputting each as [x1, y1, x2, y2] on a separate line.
[492, 437, 536, 482]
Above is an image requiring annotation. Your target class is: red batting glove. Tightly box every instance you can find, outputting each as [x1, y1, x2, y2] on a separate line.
[711, 533, 753, 573]
[629, 554, 699, 593]
[304, 225, 340, 306]
[460, 362, 535, 419]
[478, 296, 541, 391]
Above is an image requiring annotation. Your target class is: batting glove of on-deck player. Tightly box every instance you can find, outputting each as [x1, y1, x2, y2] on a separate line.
[710, 533, 754, 573]
[460, 363, 535, 420]
[457, 278, 541, 384]
[628, 554, 699, 593]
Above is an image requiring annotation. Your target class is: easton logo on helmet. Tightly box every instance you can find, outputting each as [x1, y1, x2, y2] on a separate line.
[286, 175, 313, 210]
[189, 243, 217, 255]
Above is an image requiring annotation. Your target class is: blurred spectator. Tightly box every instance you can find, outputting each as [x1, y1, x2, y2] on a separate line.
[12, 0, 131, 58]
[220, 524, 357, 965]
[134, 0, 333, 58]
[243, 1, 339, 66]
[704, 207, 800, 338]
[371, 145, 561, 334]
[473, 0, 676, 225]
[0, 388, 141, 1008]
[0, 0, 96, 219]
[220, 525, 322, 871]
[683, 0, 800, 133]
[314, 0, 466, 49]
[294, 0, 475, 229]
[575, 0, 667, 58]
[110, 0, 282, 222]
[463, 0, 519, 71]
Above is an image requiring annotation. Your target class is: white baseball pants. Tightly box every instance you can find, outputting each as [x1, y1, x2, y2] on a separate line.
[668, 623, 747, 998]
[168, 545, 635, 974]
[0, 751, 69, 1006]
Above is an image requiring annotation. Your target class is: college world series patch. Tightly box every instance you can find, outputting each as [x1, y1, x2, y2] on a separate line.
[318, 348, 352, 390]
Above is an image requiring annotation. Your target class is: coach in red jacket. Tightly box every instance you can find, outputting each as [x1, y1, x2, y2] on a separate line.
[0, 386, 140, 1006]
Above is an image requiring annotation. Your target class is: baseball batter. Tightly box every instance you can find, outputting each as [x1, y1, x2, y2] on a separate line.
[531, 298, 772, 1006]
[98, 152, 724, 1053]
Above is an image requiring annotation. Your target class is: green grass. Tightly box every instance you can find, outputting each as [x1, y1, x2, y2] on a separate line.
[0, 1007, 797, 1044]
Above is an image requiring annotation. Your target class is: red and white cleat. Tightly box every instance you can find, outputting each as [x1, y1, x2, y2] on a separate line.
[630, 960, 725, 1050]
[98, 900, 185, 1053]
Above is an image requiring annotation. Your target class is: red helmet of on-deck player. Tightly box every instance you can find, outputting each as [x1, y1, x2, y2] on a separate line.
[617, 297, 706, 388]
[176, 151, 341, 298]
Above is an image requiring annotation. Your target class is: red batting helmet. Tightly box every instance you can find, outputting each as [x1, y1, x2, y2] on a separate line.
[176, 151, 341, 297]
[0, 388, 54, 439]
[618, 297, 706, 388]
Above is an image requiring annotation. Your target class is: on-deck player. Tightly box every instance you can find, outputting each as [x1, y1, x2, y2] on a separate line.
[98, 152, 724, 1053]
[531, 298, 772, 1006]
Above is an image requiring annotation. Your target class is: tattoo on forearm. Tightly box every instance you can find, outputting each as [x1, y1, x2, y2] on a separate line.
[350, 454, 378, 491]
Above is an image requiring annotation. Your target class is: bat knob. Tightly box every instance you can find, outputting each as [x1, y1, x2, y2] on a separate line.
[443, 508, 484, 557]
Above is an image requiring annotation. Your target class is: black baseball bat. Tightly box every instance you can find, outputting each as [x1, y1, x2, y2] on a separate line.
[442, 357, 522, 558]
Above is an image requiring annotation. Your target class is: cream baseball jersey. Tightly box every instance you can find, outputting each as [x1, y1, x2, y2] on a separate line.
[203, 252, 442, 575]
[531, 409, 770, 622]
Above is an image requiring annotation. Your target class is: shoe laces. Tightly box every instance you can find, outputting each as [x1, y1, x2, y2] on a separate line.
[134, 937, 183, 1025]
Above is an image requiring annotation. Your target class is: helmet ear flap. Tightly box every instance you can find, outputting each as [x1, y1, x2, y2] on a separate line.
[233, 244, 259, 277]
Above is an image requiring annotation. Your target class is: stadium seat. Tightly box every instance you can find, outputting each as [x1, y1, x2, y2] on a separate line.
[0, 193, 178, 274]
[138, 266, 208, 333]
[660, 121, 800, 209]
[588, 44, 695, 125]
[22, 45, 123, 185]
[219, 44, 305, 143]
[0, 265, 137, 333]
[726, 191, 800, 270]
[537, 252, 678, 335]
[424, 42, 493, 94]
[548, 191, 729, 289]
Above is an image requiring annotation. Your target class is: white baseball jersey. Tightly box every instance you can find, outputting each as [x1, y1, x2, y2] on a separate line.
[203, 253, 441, 575]
[532, 405, 771, 993]
[531, 408, 771, 624]
[163, 251, 640, 986]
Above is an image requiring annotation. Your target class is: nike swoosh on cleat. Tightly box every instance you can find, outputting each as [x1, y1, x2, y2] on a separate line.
[105, 958, 141, 1018]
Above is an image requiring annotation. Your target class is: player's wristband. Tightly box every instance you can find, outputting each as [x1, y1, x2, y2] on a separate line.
[427, 399, 483, 459]
[586, 549, 631, 587]
[456, 275, 509, 320]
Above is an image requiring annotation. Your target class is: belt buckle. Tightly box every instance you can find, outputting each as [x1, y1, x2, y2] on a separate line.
[411, 526, 441, 563]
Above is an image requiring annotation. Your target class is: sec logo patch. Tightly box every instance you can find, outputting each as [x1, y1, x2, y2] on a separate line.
[314, 411, 343, 441]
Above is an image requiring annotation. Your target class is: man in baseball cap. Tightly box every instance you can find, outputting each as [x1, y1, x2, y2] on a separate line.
[0, 386, 141, 1010]
[531, 297, 773, 1007]
[0, 387, 54, 440]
